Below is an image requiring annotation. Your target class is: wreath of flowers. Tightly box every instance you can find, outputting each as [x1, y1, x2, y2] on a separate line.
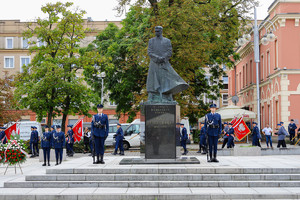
[0, 134, 28, 166]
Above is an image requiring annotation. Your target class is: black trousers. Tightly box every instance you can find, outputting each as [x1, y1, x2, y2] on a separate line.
[277, 140, 286, 148]
[43, 147, 50, 163]
[222, 138, 228, 148]
[290, 133, 295, 144]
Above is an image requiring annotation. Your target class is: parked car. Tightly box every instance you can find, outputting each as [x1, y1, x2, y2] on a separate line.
[122, 119, 143, 150]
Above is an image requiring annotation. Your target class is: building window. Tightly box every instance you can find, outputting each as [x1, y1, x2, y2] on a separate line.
[21, 38, 29, 49]
[222, 76, 228, 90]
[68, 119, 78, 125]
[4, 56, 14, 68]
[37, 38, 45, 47]
[239, 72, 242, 91]
[6, 37, 13, 49]
[267, 51, 270, 76]
[222, 94, 228, 105]
[20, 56, 30, 72]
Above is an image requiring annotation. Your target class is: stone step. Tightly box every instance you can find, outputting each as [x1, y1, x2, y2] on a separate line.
[46, 167, 300, 175]
[5, 180, 300, 188]
[0, 187, 299, 200]
[25, 174, 300, 181]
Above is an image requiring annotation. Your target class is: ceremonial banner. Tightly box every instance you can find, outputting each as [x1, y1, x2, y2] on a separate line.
[5, 123, 17, 140]
[232, 117, 251, 141]
[72, 119, 83, 142]
[230, 116, 237, 125]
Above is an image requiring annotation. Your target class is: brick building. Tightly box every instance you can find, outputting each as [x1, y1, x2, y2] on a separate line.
[228, 0, 300, 129]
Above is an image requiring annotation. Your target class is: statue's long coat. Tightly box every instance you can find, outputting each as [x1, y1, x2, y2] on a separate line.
[146, 36, 188, 95]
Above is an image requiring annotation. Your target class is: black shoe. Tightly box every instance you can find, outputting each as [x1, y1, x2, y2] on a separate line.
[197, 151, 201, 153]
[42, 163, 46, 166]
[120, 151, 124, 156]
[30, 155, 35, 158]
[111, 151, 117, 155]
[94, 155, 100, 164]
[60, 161, 62, 164]
[212, 158, 219, 163]
[181, 152, 186, 155]
[48, 163, 50, 166]
[100, 155, 105, 164]
[55, 163, 59, 166]
[201, 152, 206, 155]
[88, 153, 92, 156]
[207, 158, 213, 162]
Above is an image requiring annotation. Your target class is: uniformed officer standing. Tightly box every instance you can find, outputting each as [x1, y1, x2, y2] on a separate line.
[288, 119, 297, 145]
[204, 104, 222, 162]
[41, 125, 52, 166]
[91, 104, 109, 164]
[197, 122, 207, 154]
[221, 122, 229, 149]
[30, 126, 39, 158]
[276, 123, 288, 147]
[52, 125, 65, 165]
[227, 123, 235, 148]
[252, 122, 261, 146]
[34, 126, 39, 157]
[180, 123, 189, 155]
[112, 123, 124, 156]
[0, 127, 7, 144]
[66, 125, 74, 157]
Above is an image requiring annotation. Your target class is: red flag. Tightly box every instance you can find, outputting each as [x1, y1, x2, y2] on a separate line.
[72, 119, 83, 142]
[5, 123, 17, 140]
[230, 116, 237, 125]
[232, 117, 251, 141]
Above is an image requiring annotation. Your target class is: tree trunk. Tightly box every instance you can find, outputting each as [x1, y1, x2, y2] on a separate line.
[47, 107, 53, 127]
[61, 95, 71, 133]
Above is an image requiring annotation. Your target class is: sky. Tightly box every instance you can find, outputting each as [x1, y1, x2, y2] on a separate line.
[0, 0, 276, 22]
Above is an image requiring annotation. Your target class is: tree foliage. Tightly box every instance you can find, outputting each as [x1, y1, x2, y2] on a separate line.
[87, 0, 256, 124]
[14, 2, 103, 131]
[0, 72, 20, 125]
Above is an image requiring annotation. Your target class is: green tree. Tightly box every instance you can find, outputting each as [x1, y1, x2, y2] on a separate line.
[14, 2, 103, 131]
[0, 72, 20, 125]
[86, 0, 255, 124]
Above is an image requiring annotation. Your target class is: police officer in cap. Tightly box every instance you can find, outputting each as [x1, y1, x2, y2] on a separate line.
[91, 104, 109, 164]
[112, 123, 124, 156]
[34, 126, 39, 157]
[66, 125, 74, 157]
[288, 119, 297, 145]
[0, 127, 7, 144]
[30, 126, 39, 158]
[204, 103, 222, 162]
[227, 123, 235, 148]
[180, 123, 189, 155]
[52, 125, 65, 165]
[41, 125, 52, 166]
[197, 122, 207, 154]
[252, 122, 261, 146]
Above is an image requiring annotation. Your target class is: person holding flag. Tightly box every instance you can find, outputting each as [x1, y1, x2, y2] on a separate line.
[52, 125, 65, 165]
[0, 127, 7, 144]
[227, 123, 235, 148]
[204, 103, 222, 162]
[66, 125, 74, 157]
[91, 104, 109, 164]
[41, 125, 52, 166]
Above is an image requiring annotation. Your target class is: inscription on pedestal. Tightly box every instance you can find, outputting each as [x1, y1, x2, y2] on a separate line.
[145, 104, 176, 159]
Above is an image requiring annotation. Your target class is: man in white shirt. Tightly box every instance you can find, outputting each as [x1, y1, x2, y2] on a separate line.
[262, 124, 273, 148]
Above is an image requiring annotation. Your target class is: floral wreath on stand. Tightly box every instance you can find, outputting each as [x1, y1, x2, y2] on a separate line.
[0, 134, 28, 166]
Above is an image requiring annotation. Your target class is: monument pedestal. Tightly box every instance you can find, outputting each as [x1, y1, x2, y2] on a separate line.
[120, 103, 200, 165]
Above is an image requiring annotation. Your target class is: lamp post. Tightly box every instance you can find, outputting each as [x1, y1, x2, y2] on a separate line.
[238, 6, 276, 132]
[97, 72, 106, 104]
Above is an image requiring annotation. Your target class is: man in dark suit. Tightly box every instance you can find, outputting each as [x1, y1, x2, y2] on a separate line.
[91, 104, 109, 164]
[180, 123, 188, 155]
[204, 103, 222, 162]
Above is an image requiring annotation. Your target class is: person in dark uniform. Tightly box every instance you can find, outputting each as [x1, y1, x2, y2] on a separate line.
[41, 125, 52, 166]
[52, 125, 65, 165]
[180, 123, 189, 155]
[0, 127, 7, 144]
[252, 122, 261, 146]
[221, 122, 229, 149]
[34, 126, 39, 157]
[204, 103, 222, 162]
[83, 127, 90, 154]
[66, 125, 74, 157]
[197, 122, 207, 154]
[30, 126, 39, 158]
[288, 119, 297, 145]
[91, 104, 109, 164]
[112, 123, 124, 156]
[175, 123, 181, 147]
[276, 123, 288, 148]
[227, 123, 235, 148]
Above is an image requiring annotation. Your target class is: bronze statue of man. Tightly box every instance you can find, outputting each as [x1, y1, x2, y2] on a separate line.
[146, 26, 188, 103]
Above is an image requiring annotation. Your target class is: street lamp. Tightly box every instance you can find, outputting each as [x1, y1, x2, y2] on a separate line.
[97, 72, 106, 104]
[237, 7, 276, 132]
